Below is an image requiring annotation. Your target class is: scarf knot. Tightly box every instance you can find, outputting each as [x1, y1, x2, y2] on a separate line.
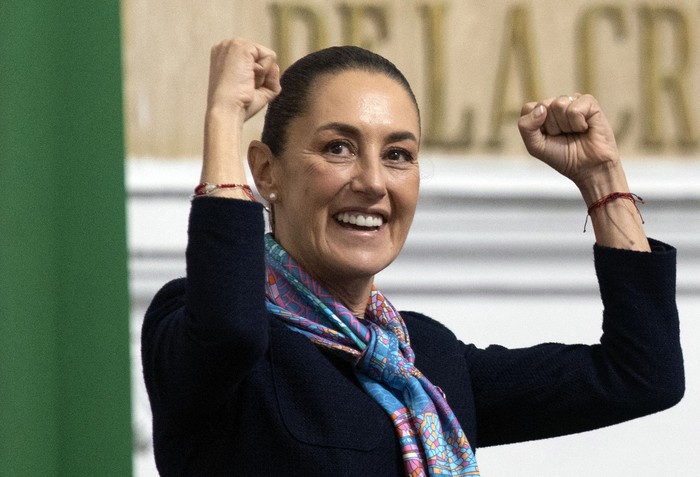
[357, 323, 420, 391]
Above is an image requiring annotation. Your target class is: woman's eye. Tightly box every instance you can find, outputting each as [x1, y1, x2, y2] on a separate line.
[385, 148, 414, 162]
[325, 141, 354, 157]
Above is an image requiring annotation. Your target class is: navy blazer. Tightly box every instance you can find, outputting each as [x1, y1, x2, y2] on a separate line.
[142, 199, 684, 476]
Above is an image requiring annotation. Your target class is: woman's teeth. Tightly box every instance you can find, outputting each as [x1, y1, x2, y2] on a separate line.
[335, 212, 383, 228]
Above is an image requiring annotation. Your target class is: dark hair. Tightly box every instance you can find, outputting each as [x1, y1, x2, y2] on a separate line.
[261, 45, 420, 156]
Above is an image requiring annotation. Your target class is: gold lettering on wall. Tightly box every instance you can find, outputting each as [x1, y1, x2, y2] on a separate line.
[639, 6, 698, 149]
[418, 3, 473, 149]
[576, 6, 632, 142]
[337, 3, 389, 49]
[269, 4, 328, 70]
[121, 0, 700, 158]
[487, 5, 542, 147]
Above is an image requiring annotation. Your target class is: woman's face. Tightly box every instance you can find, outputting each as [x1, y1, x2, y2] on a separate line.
[271, 70, 420, 287]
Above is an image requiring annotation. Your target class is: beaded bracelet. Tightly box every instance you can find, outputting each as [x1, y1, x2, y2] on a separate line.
[583, 192, 645, 232]
[192, 182, 257, 202]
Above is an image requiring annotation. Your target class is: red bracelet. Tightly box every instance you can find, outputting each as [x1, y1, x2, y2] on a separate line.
[193, 182, 257, 202]
[584, 192, 645, 232]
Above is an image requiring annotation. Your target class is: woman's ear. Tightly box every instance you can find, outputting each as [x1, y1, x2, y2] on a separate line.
[247, 140, 277, 200]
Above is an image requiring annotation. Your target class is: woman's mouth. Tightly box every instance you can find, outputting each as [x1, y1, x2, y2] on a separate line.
[335, 212, 384, 229]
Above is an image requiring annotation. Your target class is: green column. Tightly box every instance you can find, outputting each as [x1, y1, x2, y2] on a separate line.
[0, 2, 133, 475]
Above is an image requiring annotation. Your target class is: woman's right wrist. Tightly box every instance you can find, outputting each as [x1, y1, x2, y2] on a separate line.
[205, 100, 247, 126]
[201, 105, 247, 183]
[204, 104, 246, 149]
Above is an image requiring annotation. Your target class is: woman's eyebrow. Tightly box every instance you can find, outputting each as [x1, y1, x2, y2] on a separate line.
[317, 122, 360, 137]
[317, 122, 418, 144]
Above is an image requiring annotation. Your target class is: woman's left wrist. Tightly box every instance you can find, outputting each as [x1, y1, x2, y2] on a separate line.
[575, 162, 630, 207]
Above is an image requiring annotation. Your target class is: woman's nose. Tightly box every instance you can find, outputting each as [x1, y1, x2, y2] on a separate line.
[350, 154, 387, 198]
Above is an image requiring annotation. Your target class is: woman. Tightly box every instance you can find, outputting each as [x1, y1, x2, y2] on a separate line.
[142, 39, 684, 476]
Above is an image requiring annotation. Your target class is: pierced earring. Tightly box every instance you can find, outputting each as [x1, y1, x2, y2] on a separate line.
[268, 192, 278, 202]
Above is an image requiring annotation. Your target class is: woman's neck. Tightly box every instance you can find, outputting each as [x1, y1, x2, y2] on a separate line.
[321, 276, 374, 318]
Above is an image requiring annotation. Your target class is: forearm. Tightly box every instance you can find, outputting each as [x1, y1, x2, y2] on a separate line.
[199, 106, 251, 200]
[197, 38, 280, 200]
[185, 199, 267, 340]
[142, 200, 269, 420]
[577, 162, 650, 252]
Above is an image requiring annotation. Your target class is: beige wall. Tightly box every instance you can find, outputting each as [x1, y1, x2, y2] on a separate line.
[121, 0, 700, 158]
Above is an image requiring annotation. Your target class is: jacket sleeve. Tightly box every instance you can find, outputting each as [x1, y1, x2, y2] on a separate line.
[464, 239, 685, 447]
[141, 198, 269, 424]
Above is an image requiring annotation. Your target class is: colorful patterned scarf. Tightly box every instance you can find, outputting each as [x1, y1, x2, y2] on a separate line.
[264, 234, 479, 476]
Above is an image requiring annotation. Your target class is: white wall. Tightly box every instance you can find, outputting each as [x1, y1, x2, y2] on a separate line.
[128, 157, 700, 476]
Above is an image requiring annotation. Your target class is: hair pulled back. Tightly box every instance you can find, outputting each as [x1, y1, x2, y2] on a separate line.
[261, 45, 419, 156]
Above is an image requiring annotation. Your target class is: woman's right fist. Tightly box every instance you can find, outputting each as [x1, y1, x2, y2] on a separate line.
[206, 39, 281, 120]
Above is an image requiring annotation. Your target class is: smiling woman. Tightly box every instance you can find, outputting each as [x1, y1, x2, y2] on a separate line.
[249, 70, 420, 314]
[140, 38, 684, 476]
